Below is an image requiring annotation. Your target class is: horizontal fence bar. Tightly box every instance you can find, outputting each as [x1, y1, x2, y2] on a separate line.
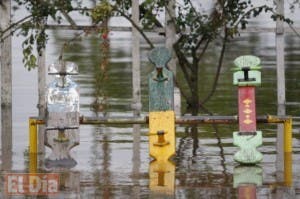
[45, 24, 300, 34]
[45, 24, 164, 33]
[80, 116, 148, 125]
[285, 102, 300, 106]
[29, 115, 291, 125]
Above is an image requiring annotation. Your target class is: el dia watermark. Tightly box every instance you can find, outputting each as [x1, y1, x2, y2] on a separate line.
[5, 173, 59, 196]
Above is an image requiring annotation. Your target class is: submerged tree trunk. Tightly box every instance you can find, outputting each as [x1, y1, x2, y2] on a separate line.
[187, 59, 199, 116]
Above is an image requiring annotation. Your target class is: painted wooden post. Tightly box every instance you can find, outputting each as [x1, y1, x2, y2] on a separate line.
[148, 47, 175, 196]
[0, 0, 13, 171]
[165, 0, 181, 116]
[131, 0, 141, 116]
[232, 55, 263, 164]
[276, 0, 285, 174]
[148, 48, 174, 111]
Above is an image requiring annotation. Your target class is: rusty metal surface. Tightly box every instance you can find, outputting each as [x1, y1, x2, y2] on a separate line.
[29, 115, 291, 125]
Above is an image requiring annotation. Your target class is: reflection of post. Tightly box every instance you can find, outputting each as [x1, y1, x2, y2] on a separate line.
[238, 185, 257, 199]
[59, 171, 80, 198]
[102, 133, 111, 199]
[233, 166, 262, 199]
[131, 124, 141, 198]
[149, 160, 175, 197]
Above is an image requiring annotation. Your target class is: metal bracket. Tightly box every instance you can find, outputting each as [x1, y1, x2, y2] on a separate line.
[153, 130, 170, 147]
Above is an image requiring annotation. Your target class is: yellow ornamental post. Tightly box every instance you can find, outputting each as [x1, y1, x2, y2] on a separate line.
[148, 47, 176, 196]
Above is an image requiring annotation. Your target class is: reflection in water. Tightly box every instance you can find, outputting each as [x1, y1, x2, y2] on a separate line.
[53, 170, 81, 199]
[131, 124, 141, 198]
[89, 126, 112, 199]
[149, 160, 175, 198]
[90, 21, 113, 198]
[61, 171, 81, 198]
[212, 124, 229, 183]
[190, 126, 199, 156]
[233, 166, 262, 187]
[101, 131, 112, 199]
[177, 124, 229, 182]
[237, 185, 257, 199]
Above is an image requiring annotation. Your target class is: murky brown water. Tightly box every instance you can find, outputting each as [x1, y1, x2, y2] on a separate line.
[1, 5, 300, 199]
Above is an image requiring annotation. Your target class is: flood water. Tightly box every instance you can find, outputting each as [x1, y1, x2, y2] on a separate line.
[2, 7, 300, 199]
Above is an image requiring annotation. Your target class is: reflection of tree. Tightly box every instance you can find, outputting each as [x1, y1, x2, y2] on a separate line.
[211, 124, 228, 184]
[101, 132, 112, 199]
[176, 123, 229, 185]
[91, 127, 112, 198]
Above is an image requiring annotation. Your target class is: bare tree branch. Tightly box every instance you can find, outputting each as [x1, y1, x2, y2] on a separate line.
[113, 7, 154, 49]
[199, 28, 228, 106]
[60, 10, 77, 28]
[174, 37, 195, 93]
[0, 15, 32, 38]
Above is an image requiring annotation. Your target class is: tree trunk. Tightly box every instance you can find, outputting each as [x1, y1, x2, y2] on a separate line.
[189, 61, 199, 116]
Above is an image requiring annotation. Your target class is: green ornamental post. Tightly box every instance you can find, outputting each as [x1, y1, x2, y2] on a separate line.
[148, 47, 174, 111]
[232, 55, 263, 164]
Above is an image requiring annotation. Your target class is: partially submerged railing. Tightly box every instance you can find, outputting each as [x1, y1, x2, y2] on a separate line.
[29, 115, 293, 153]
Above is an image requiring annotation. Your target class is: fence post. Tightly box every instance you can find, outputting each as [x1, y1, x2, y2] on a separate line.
[276, 0, 286, 174]
[0, 0, 13, 171]
[131, 0, 141, 116]
[148, 47, 175, 196]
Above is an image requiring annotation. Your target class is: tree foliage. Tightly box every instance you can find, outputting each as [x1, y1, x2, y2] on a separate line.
[3, 0, 84, 70]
